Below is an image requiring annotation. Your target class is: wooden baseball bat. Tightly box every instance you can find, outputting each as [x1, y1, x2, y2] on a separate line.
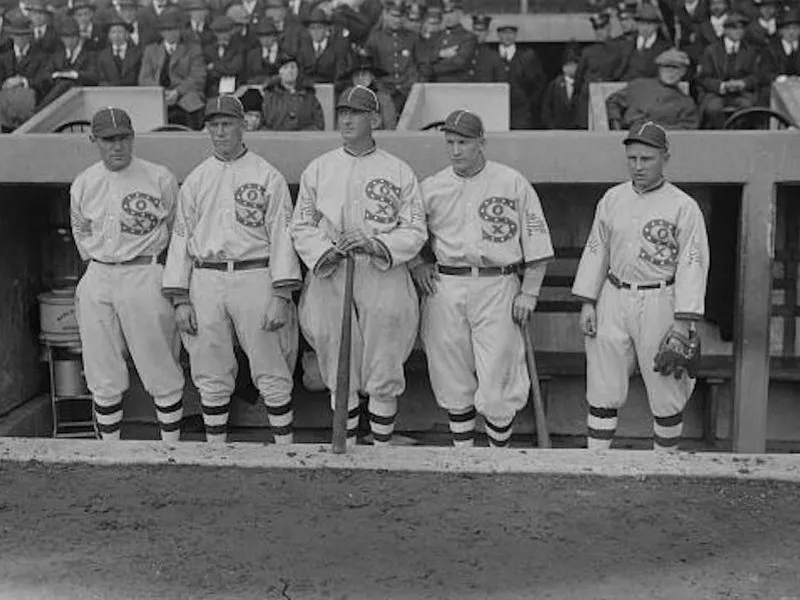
[332, 254, 355, 454]
[522, 320, 551, 449]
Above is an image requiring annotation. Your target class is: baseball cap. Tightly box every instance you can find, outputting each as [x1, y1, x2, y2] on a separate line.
[623, 120, 668, 151]
[204, 95, 245, 121]
[337, 85, 380, 113]
[441, 109, 484, 138]
[91, 107, 134, 139]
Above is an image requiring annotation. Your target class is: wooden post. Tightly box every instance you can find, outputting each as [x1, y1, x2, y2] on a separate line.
[732, 175, 775, 453]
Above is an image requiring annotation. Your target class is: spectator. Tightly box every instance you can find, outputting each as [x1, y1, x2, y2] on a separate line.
[606, 48, 700, 130]
[204, 15, 244, 95]
[285, 0, 313, 24]
[70, 0, 105, 51]
[575, 12, 621, 127]
[365, 0, 421, 114]
[615, 4, 671, 81]
[264, 0, 308, 58]
[761, 7, 799, 95]
[338, 55, 395, 129]
[0, 13, 43, 130]
[673, 0, 710, 50]
[27, 0, 60, 54]
[696, 12, 760, 128]
[496, 23, 545, 129]
[301, 7, 348, 83]
[139, 8, 206, 129]
[746, 0, 779, 46]
[404, 1, 423, 34]
[694, 0, 730, 51]
[468, 13, 503, 82]
[226, 4, 258, 51]
[239, 84, 263, 128]
[118, 0, 154, 48]
[328, 0, 381, 48]
[138, 0, 177, 44]
[246, 17, 281, 84]
[428, 0, 476, 83]
[183, 0, 214, 47]
[96, 14, 142, 85]
[417, 4, 442, 80]
[542, 45, 581, 129]
[261, 53, 324, 130]
[614, 1, 638, 42]
[237, 0, 267, 26]
[39, 15, 97, 107]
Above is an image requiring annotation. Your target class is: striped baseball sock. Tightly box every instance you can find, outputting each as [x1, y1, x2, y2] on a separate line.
[448, 407, 476, 448]
[262, 389, 293, 444]
[94, 395, 123, 441]
[587, 405, 618, 450]
[653, 412, 683, 452]
[368, 395, 397, 446]
[201, 396, 230, 443]
[153, 392, 183, 443]
[485, 416, 514, 448]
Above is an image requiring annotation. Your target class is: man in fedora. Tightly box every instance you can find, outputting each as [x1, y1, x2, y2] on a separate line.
[762, 7, 800, 81]
[117, 0, 156, 47]
[96, 13, 142, 86]
[301, 6, 348, 83]
[745, 0, 780, 47]
[246, 16, 282, 84]
[0, 12, 44, 129]
[139, 7, 206, 129]
[615, 3, 671, 81]
[182, 0, 214, 47]
[26, 0, 60, 54]
[203, 14, 245, 96]
[39, 15, 98, 107]
[264, 0, 308, 59]
[69, 0, 105, 51]
[696, 12, 760, 128]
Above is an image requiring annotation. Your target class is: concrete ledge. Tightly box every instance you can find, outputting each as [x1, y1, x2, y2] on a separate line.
[1, 438, 798, 482]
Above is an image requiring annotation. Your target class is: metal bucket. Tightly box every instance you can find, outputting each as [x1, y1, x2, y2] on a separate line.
[39, 287, 80, 344]
[53, 353, 89, 397]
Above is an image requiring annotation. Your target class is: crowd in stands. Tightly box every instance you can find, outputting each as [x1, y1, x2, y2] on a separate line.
[0, 0, 798, 131]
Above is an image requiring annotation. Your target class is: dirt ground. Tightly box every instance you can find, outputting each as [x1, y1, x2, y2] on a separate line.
[1, 462, 799, 600]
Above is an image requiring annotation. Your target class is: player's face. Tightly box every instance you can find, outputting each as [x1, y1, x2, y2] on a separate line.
[625, 143, 667, 189]
[95, 134, 134, 172]
[207, 115, 245, 156]
[338, 108, 373, 142]
[444, 132, 484, 174]
[658, 64, 685, 85]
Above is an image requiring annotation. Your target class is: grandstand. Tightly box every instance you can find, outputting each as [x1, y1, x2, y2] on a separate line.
[1, 0, 800, 453]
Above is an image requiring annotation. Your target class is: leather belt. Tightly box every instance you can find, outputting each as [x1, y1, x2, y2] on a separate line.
[93, 253, 165, 266]
[437, 264, 519, 277]
[194, 258, 270, 272]
[607, 272, 674, 290]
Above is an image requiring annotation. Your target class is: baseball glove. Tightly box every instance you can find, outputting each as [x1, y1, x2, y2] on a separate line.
[653, 325, 701, 379]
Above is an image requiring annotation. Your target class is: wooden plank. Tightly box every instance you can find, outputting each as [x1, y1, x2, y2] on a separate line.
[732, 173, 775, 453]
[3, 132, 800, 185]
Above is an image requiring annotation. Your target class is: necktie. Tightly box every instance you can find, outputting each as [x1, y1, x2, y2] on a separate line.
[114, 48, 124, 72]
[725, 45, 737, 76]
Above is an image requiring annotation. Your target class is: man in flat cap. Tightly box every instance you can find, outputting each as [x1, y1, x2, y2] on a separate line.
[291, 85, 426, 447]
[139, 7, 206, 129]
[607, 47, 700, 130]
[163, 95, 302, 444]
[573, 122, 708, 451]
[411, 109, 553, 447]
[495, 22, 546, 129]
[364, 0, 423, 114]
[468, 13, 503, 83]
[429, 0, 477, 83]
[696, 11, 760, 128]
[615, 3, 671, 81]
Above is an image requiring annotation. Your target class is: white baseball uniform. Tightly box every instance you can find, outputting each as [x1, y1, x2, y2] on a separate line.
[162, 149, 301, 443]
[418, 160, 554, 446]
[70, 157, 185, 442]
[290, 145, 426, 445]
[572, 179, 709, 450]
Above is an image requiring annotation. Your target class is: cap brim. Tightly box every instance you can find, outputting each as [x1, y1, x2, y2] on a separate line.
[441, 125, 480, 138]
[204, 109, 243, 121]
[336, 102, 372, 112]
[94, 126, 134, 138]
[623, 135, 665, 150]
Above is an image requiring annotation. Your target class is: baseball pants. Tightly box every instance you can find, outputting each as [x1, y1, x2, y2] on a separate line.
[182, 267, 298, 443]
[75, 260, 185, 441]
[585, 280, 695, 450]
[421, 273, 529, 447]
[299, 255, 419, 445]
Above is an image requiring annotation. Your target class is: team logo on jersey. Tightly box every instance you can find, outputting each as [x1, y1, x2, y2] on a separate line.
[364, 178, 400, 224]
[234, 183, 268, 228]
[479, 197, 518, 243]
[639, 218, 679, 266]
[120, 192, 161, 236]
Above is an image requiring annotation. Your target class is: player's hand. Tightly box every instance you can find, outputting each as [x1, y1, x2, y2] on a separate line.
[580, 302, 597, 337]
[338, 229, 379, 255]
[410, 262, 439, 296]
[263, 296, 291, 331]
[175, 303, 198, 336]
[512, 293, 538, 325]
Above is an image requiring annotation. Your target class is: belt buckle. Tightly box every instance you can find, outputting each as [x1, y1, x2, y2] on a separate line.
[470, 266, 480, 277]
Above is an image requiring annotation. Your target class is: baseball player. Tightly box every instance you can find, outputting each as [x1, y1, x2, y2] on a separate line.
[70, 107, 185, 442]
[411, 110, 554, 448]
[572, 121, 709, 451]
[290, 85, 427, 447]
[162, 95, 301, 444]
